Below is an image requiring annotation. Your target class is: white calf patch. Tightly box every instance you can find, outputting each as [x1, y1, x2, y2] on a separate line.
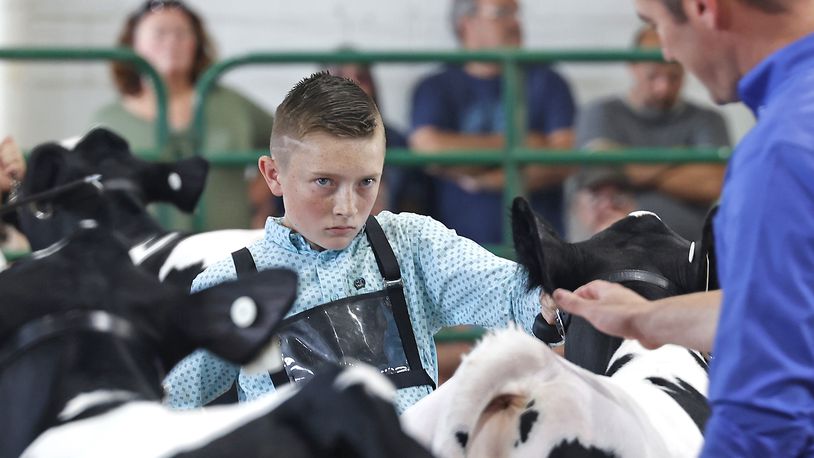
[167, 172, 182, 191]
[244, 339, 284, 374]
[230, 296, 257, 328]
[59, 390, 137, 422]
[334, 364, 396, 402]
[628, 210, 661, 220]
[78, 219, 98, 229]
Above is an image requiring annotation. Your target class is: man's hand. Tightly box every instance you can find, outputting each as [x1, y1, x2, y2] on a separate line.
[539, 292, 559, 325]
[539, 291, 565, 355]
[553, 280, 662, 349]
[0, 136, 25, 195]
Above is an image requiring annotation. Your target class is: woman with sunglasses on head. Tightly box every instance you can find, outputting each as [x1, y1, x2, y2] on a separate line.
[92, 0, 276, 231]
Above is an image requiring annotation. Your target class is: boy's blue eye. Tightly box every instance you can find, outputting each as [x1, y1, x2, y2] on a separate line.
[361, 178, 375, 187]
[315, 178, 331, 186]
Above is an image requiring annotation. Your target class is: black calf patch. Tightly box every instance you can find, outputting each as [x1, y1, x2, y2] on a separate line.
[647, 377, 710, 433]
[689, 350, 709, 373]
[547, 439, 618, 458]
[455, 431, 468, 449]
[605, 353, 635, 377]
[518, 409, 539, 443]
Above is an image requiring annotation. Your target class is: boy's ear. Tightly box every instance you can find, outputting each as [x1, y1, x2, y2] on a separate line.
[258, 155, 283, 197]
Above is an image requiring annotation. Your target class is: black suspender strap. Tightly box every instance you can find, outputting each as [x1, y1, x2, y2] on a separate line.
[231, 247, 257, 277]
[365, 216, 436, 390]
[208, 247, 259, 406]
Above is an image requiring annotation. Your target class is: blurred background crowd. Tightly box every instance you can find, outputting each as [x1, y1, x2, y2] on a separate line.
[0, 0, 749, 241]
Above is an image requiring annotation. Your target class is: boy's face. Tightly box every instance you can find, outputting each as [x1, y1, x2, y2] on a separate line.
[261, 125, 385, 251]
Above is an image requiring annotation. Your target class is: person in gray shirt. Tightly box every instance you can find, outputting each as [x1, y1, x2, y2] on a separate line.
[571, 25, 730, 241]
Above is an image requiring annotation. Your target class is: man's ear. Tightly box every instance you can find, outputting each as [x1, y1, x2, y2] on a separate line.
[258, 155, 283, 197]
[686, 0, 727, 30]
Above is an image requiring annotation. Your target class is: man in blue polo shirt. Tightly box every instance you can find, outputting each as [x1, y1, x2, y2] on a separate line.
[552, 0, 814, 455]
[409, 0, 576, 243]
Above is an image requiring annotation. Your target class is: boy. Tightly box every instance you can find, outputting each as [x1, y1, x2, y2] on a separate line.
[164, 72, 545, 413]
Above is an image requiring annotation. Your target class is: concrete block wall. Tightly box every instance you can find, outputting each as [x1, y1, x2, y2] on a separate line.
[0, 0, 753, 148]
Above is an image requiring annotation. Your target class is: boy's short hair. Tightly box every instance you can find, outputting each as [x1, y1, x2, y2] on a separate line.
[271, 72, 381, 159]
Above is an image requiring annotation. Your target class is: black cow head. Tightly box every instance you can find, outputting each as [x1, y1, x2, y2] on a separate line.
[511, 196, 716, 374]
[15, 128, 208, 250]
[0, 224, 296, 457]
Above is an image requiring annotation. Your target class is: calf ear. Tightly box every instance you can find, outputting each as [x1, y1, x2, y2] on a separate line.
[511, 197, 575, 294]
[73, 127, 133, 163]
[696, 204, 719, 291]
[171, 268, 298, 365]
[20, 143, 71, 195]
[139, 157, 209, 213]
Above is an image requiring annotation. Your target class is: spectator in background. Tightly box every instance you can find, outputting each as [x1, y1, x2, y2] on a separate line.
[0, 136, 24, 203]
[409, 0, 576, 244]
[567, 167, 637, 242]
[0, 136, 30, 257]
[324, 60, 436, 217]
[574, 25, 730, 240]
[92, 0, 276, 231]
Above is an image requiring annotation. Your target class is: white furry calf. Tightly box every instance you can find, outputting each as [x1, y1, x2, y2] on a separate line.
[403, 328, 708, 458]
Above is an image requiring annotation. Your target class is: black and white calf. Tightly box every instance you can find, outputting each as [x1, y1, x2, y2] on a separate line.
[0, 224, 431, 458]
[13, 128, 264, 289]
[401, 197, 712, 457]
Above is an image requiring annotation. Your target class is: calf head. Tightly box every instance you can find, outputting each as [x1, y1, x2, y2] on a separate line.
[15, 128, 208, 250]
[511, 197, 714, 374]
[0, 224, 296, 457]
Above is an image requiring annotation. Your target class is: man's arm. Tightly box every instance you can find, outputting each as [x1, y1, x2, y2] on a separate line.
[409, 126, 504, 152]
[409, 127, 575, 192]
[625, 163, 725, 204]
[0, 137, 25, 201]
[522, 129, 577, 191]
[553, 280, 721, 352]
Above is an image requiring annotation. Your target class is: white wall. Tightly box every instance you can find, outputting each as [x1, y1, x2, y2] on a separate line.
[0, 0, 753, 148]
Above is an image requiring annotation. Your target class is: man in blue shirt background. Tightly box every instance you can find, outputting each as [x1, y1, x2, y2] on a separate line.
[552, 0, 814, 455]
[409, 0, 576, 243]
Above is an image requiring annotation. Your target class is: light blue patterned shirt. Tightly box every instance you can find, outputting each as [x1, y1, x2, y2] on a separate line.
[164, 211, 540, 413]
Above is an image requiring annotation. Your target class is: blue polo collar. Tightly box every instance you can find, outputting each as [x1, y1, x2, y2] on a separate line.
[738, 32, 814, 116]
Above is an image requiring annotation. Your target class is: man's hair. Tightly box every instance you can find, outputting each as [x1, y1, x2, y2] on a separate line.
[271, 72, 380, 147]
[450, 0, 478, 40]
[659, 0, 787, 22]
[112, 1, 215, 96]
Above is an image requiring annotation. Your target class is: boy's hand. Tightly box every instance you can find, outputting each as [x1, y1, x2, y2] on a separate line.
[553, 280, 660, 349]
[0, 136, 25, 194]
[539, 292, 559, 325]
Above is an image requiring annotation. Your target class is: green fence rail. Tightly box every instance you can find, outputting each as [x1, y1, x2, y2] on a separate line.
[1, 48, 731, 341]
[0, 47, 170, 155]
[191, 48, 730, 238]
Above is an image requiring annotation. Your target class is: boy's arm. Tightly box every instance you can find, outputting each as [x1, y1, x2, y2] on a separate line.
[162, 258, 242, 408]
[163, 349, 240, 409]
[411, 214, 540, 333]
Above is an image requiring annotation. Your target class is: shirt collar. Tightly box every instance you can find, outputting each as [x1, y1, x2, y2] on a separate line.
[263, 217, 367, 256]
[738, 32, 814, 116]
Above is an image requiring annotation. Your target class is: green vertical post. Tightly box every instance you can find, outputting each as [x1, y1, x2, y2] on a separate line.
[501, 57, 525, 247]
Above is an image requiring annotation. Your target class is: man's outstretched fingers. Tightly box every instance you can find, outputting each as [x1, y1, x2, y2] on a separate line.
[553, 288, 587, 316]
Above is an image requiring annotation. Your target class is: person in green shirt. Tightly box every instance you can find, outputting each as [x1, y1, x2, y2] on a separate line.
[92, 0, 275, 230]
